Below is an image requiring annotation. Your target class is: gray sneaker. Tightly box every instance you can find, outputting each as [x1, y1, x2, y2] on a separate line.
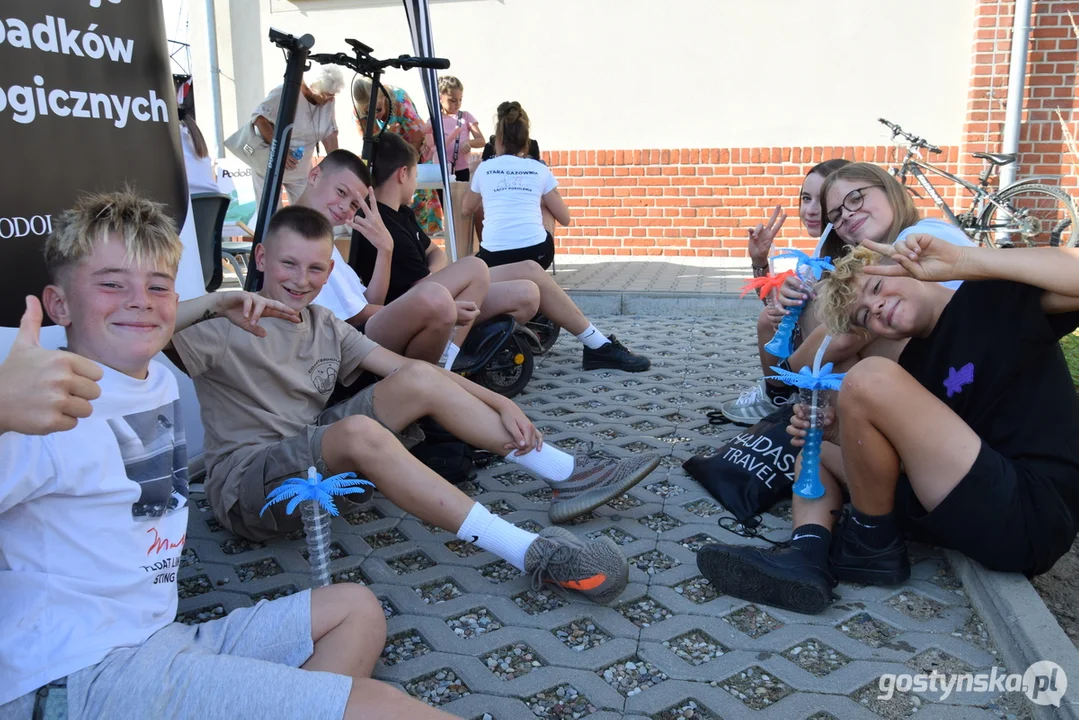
[720, 378, 787, 425]
[547, 452, 659, 524]
[524, 526, 629, 604]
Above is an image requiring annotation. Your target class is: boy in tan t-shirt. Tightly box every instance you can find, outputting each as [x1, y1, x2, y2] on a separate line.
[172, 206, 660, 605]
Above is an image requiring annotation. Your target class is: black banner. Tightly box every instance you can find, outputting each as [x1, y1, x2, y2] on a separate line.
[0, 0, 187, 327]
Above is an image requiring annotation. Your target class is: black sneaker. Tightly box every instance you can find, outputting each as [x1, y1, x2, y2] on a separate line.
[582, 335, 650, 372]
[829, 510, 910, 586]
[696, 542, 836, 615]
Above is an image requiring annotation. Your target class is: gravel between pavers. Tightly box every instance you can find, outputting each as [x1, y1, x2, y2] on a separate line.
[781, 639, 851, 677]
[447, 608, 502, 639]
[838, 612, 901, 648]
[386, 551, 436, 575]
[553, 619, 611, 651]
[630, 550, 680, 574]
[513, 588, 568, 615]
[887, 591, 947, 620]
[652, 699, 719, 719]
[381, 631, 432, 666]
[405, 669, 471, 707]
[365, 528, 408, 549]
[640, 512, 684, 533]
[678, 534, 719, 553]
[674, 576, 719, 604]
[445, 539, 483, 557]
[618, 598, 673, 628]
[178, 575, 212, 599]
[480, 560, 523, 584]
[236, 557, 283, 583]
[415, 580, 463, 604]
[601, 656, 668, 696]
[587, 526, 637, 545]
[713, 665, 791, 710]
[482, 643, 545, 680]
[725, 604, 783, 638]
[664, 630, 727, 665]
[524, 685, 596, 719]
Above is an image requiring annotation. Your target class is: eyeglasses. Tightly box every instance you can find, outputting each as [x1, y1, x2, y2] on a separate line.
[825, 185, 880, 224]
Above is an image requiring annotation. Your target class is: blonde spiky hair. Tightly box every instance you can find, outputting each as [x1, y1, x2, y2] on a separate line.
[817, 246, 882, 335]
[44, 188, 183, 282]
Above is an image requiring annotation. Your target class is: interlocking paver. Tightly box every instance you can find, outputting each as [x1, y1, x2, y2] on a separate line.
[179, 313, 1023, 718]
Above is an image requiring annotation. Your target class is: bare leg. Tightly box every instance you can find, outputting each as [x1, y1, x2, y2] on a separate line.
[756, 306, 784, 380]
[320, 364, 523, 531]
[320, 414, 475, 533]
[477, 279, 541, 324]
[343, 680, 457, 720]
[489, 261, 590, 335]
[420, 256, 491, 346]
[790, 441, 845, 530]
[372, 363, 521, 454]
[838, 357, 981, 514]
[364, 283, 456, 362]
[303, 584, 386, 678]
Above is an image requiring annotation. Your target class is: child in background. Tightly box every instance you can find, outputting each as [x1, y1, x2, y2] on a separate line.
[435, 76, 485, 183]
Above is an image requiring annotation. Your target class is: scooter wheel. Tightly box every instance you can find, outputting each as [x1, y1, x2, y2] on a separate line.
[475, 332, 534, 399]
[527, 313, 561, 354]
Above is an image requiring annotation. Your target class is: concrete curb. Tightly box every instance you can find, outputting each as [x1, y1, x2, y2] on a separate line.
[945, 550, 1079, 718]
[567, 291, 752, 317]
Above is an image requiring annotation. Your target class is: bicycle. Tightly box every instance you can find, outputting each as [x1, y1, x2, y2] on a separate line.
[880, 117, 1079, 248]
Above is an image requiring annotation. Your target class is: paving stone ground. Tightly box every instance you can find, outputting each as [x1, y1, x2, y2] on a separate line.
[179, 312, 1038, 719]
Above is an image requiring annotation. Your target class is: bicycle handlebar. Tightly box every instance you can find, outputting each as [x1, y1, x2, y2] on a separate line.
[268, 27, 314, 52]
[878, 117, 942, 155]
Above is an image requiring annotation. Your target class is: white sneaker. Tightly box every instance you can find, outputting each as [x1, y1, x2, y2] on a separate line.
[720, 378, 787, 425]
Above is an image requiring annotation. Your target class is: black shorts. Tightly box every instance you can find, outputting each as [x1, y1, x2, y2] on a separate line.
[894, 441, 1076, 576]
[476, 232, 555, 270]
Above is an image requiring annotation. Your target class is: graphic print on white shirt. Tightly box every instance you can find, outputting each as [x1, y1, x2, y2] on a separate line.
[0, 361, 190, 705]
[107, 399, 189, 521]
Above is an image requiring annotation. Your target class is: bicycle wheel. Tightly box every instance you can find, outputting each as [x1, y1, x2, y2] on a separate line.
[976, 184, 1079, 248]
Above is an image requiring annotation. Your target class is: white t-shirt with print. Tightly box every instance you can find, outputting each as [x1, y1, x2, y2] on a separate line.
[312, 246, 370, 321]
[0, 361, 190, 705]
[472, 155, 558, 252]
[895, 217, 977, 291]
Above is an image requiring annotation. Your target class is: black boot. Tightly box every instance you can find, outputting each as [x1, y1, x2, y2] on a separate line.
[582, 335, 650, 372]
[696, 542, 836, 615]
[829, 509, 910, 586]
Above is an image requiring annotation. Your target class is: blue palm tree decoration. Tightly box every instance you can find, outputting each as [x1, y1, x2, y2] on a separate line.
[768, 336, 846, 499]
[261, 467, 374, 587]
[762, 241, 836, 359]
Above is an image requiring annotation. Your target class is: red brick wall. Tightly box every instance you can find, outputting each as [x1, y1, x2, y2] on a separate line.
[545, 147, 962, 257]
[544, 0, 1079, 258]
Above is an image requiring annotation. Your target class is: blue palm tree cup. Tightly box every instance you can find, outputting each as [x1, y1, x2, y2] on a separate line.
[768, 348, 846, 499]
[260, 467, 374, 587]
[762, 242, 835, 360]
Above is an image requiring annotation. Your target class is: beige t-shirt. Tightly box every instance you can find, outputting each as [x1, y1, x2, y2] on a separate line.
[172, 304, 378, 483]
[253, 85, 338, 181]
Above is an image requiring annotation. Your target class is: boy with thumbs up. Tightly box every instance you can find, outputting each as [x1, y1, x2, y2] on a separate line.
[0, 190, 453, 720]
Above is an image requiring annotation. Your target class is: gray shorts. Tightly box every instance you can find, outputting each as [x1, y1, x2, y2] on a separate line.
[0, 590, 351, 720]
[219, 383, 424, 541]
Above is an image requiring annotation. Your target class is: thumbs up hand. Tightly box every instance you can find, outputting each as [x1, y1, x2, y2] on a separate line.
[0, 296, 104, 436]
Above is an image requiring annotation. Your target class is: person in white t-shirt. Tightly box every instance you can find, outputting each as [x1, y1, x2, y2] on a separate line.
[463, 102, 652, 372]
[295, 150, 486, 368]
[467, 101, 569, 270]
[0, 190, 453, 720]
[179, 111, 221, 196]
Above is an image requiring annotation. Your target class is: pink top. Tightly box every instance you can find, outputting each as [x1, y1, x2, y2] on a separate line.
[440, 110, 478, 172]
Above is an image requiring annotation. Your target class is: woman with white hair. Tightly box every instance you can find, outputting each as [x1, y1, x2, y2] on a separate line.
[249, 65, 345, 202]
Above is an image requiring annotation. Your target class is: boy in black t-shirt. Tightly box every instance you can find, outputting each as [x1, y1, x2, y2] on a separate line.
[354, 132, 651, 372]
[698, 233, 1079, 615]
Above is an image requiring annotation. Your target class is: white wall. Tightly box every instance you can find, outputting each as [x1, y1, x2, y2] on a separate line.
[196, 0, 976, 153]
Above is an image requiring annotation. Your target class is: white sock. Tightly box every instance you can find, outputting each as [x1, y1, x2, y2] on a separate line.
[576, 324, 610, 350]
[442, 342, 461, 371]
[456, 503, 537, 571]
[504, 444, 575, 482]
